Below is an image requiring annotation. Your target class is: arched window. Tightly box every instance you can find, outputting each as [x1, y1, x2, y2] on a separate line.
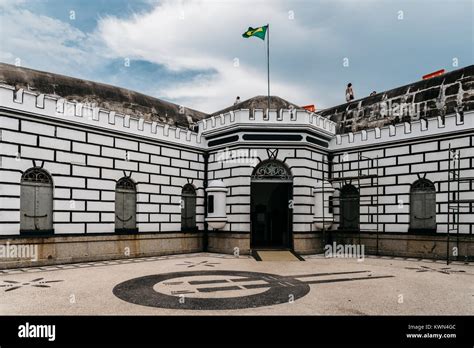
[181, 184, 197, 231]
[339, 184, 359, 230]
[410, 178, 436, 231]
[115, 177, 137, 233]
[20, 167, 54, 234]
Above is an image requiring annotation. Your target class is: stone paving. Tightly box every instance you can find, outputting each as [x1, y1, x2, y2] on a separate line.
[0, 253, 472, 315]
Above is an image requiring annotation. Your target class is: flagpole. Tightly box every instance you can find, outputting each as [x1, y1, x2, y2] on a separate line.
[267, 23, 270, 112]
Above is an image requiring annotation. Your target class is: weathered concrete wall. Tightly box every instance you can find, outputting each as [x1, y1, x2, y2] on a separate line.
[320, 65, 474, 134]
[208, 232, 250, 255]
[328, 232, 473, 261]
[293, 233, 324, 254]
[0, 232, 202, 269]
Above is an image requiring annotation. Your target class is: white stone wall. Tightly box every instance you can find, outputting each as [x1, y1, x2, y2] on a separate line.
[331, 131, 473, 234]
[207, 145, 328, 235]
[1, 82, 472, 241]
[0, 115, 205, 236]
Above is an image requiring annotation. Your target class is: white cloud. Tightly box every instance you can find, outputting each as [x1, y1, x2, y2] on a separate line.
[95, 0, 320, 112]
[0, 0, 320, 112]
[0, 0, 470, 113]
[0, 6, 104, 78]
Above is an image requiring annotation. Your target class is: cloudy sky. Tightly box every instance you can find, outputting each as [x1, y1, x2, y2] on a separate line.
[0, 0, 472, 113]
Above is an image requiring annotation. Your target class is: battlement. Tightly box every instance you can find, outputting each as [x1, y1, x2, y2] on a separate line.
[330, 110, 473, 149]
[0, 84, 205, 149]
[1, 81, 472, 152]
[197, 108, 337, 136]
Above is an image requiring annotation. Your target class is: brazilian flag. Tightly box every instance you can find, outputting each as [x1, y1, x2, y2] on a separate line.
[242, 25, 268, 40]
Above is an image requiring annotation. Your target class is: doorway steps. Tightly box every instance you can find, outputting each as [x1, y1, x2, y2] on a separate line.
[252, 249, 305, 261]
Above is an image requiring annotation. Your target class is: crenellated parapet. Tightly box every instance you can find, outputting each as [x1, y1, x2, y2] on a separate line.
[197, 108, 337, 136]
[1, 81, 472, 153]
[0, 84, 205, 148]
[330, 110, 473, 150]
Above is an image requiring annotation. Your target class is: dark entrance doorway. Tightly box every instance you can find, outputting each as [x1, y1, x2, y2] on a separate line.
[339, 184, 360, 230]
[250, 160, 293, 249]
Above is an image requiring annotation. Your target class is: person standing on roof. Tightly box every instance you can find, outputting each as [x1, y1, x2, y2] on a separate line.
[345, 83, 354, 102]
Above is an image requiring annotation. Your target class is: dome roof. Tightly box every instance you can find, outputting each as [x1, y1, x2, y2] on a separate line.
[210, 95, 301, 116]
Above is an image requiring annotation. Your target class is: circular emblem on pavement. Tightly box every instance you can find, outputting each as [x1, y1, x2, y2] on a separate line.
[113, 270, 310, 310]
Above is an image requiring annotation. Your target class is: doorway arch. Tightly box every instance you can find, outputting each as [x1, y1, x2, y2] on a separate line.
[250, 160, 293, 248]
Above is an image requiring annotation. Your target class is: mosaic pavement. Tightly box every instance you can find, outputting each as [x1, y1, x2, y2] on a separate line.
[0, 253, 472, 315]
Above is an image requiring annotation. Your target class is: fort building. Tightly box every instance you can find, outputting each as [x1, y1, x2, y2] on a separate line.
[0, 63, 473, 268]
